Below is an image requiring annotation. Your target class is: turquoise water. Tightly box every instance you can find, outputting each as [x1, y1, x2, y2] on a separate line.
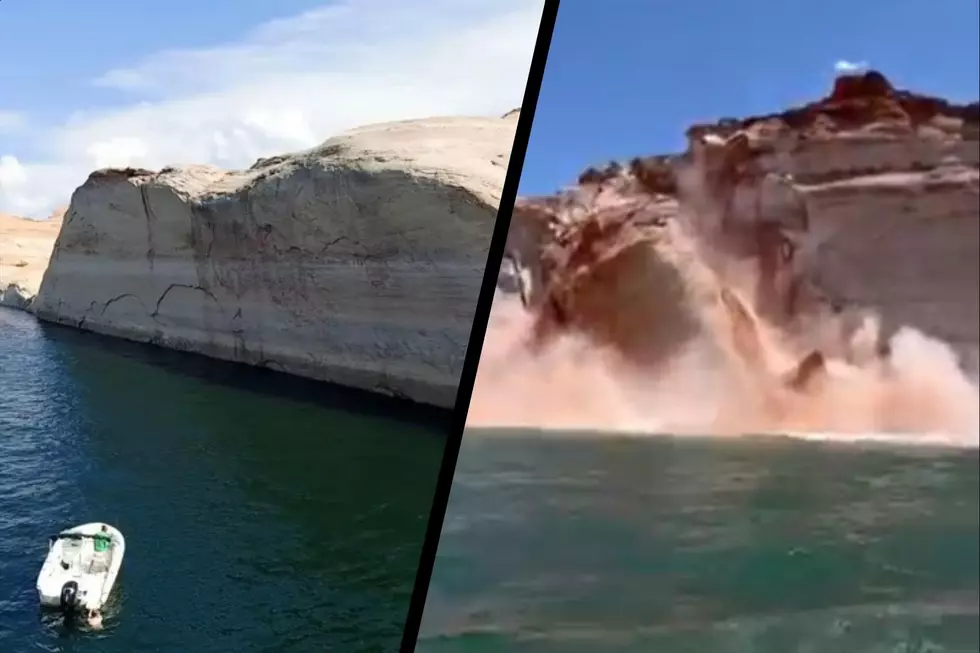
[0, 307, 446, 652]
[418, 430, 980, 652]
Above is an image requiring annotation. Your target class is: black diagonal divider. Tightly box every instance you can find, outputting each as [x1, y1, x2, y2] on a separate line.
[397, 1, 561, 649]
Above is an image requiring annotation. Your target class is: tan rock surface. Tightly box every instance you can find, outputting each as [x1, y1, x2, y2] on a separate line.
[33, 114, 519, 407]
[0, 211, 63, 296]
[487, 72, 978, 435]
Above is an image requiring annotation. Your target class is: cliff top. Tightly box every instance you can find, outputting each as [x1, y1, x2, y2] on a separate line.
[686, 70, 979, 143]
[555, 71, 979, 199]
[80, 114, 520, 209]
[85, 113, 522, 184]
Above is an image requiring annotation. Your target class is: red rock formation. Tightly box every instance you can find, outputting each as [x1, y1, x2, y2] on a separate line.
[501, 71, 979, 377]
[687, 70, 979, 146]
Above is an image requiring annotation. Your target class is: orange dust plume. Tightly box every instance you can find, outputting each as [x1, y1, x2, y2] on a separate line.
[468, 71, 979, 444]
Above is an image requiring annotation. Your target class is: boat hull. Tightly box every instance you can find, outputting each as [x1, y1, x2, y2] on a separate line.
[36, 522, 125, 614]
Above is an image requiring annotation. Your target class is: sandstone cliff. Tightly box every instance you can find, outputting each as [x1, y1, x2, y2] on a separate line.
[486, 72, 978, 435]
[34, 114, 519, 408]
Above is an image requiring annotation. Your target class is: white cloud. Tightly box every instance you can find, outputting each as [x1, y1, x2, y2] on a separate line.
[0, 155, 28, 186]
[0, 0, 543, 217]
[0, 111, 27, 134]
[834, 59, 869, 74]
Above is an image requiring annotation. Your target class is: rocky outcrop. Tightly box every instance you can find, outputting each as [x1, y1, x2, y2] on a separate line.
[0, 283, 34, 310]
[502, 71, 979, 378]
[34, 115, 520, 407]
[484, 71, 978, 435]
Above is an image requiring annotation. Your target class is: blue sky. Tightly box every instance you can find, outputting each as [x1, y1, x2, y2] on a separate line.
[0, 1, 321, 124]
[518, 0, 980, 195]
[0, 0, 541, 216]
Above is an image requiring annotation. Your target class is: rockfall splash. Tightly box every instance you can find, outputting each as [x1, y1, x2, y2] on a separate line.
[33, 114, 520, 408]
[478, 72, 979, 439]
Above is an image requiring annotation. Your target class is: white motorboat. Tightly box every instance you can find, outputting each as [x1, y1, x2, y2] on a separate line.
[36, 522, 125, 618]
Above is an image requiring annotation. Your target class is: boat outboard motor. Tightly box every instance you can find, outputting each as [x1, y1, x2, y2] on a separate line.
[59, 581, 80, 616]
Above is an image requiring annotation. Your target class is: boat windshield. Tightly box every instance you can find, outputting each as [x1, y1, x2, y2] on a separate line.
[49, 532, 112, 545]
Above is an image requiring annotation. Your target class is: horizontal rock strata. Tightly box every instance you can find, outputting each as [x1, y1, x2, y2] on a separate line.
[502, 71, 979, 377]
[33, 114, 520, 407]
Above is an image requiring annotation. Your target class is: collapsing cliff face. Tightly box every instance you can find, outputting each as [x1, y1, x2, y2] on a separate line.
[33, 115, 519, 408]
[478, 72, 979, 438]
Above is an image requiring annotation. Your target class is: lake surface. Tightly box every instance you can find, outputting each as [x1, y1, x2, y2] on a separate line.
[0, 307, 447, 652]
[418, 430, 980, 652]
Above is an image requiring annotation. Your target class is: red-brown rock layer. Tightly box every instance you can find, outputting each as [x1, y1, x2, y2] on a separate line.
[499, 70, 979, 381]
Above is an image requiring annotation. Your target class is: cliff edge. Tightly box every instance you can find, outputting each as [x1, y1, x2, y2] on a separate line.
[488, 72, 978, 434]
[34, 114, 518, 408]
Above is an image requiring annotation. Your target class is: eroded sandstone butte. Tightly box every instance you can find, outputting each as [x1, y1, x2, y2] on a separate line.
[34, 114, 520, 407]
[501, 71, 979, 378]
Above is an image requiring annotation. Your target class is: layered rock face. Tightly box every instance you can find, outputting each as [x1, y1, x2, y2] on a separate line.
[34, 114, 519, 407]
[502, 72, 979, 378]
[486, 72, 977, 434]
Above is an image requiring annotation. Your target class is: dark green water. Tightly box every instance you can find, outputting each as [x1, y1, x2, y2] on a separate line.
[418, 430, 980, 652]
[0, 307, 447, 652]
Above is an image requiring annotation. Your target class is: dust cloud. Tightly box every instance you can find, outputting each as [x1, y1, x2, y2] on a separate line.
[467, 172, 979, 445]
[468, 294, 979, 444]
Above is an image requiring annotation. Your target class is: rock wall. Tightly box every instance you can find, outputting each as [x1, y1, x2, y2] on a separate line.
[502, 72, 979, 377]
[34, 114, 520, 407]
